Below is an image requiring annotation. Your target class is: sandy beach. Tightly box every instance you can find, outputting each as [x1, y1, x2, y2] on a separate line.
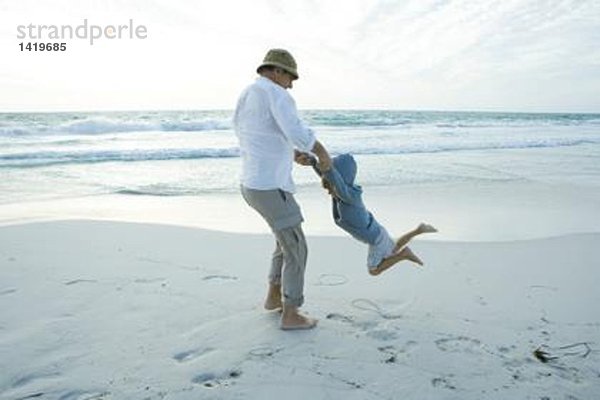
[1, 220, 598, 399]
[3, 0, 600, 397]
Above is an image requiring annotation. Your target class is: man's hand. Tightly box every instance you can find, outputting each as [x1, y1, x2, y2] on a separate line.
[294, 150, 313, 166]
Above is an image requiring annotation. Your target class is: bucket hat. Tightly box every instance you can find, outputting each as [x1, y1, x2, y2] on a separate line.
[256, 48, 299, 79]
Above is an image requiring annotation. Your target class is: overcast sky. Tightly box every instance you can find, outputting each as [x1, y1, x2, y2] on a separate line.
[1, 0, 599, 112]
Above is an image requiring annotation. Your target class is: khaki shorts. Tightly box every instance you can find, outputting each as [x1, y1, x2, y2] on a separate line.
[241, 186, 307, 307]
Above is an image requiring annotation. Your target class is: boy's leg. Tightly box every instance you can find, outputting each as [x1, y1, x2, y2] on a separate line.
[393, 223, 438, 253]
[265, 241, 283, 310]
[370, 246, 424, 276]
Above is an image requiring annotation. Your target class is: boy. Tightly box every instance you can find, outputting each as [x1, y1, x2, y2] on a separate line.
[303, 152, 437, 275]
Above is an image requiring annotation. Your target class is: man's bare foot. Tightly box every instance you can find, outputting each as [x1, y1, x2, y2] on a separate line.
[417, 223, 438, 234]
[280, 305, 318, 330]
[264, 283, 282, 311]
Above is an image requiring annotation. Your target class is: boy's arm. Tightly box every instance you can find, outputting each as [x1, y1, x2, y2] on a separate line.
[322, 167, 359, 204]
[311, 140, 332, 172]
[304, 154, 356, 203]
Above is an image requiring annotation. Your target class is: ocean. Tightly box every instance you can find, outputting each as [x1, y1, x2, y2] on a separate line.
[1, 109, 600, 205]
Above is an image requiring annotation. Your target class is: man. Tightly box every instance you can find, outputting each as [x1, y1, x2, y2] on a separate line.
[233, 48, 332, 330]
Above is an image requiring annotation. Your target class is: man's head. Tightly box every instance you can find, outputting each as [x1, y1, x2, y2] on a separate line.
[257, 48, 298, 89]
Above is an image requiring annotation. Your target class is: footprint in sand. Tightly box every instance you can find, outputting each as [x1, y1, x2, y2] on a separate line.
[435, 336, 482, 354]
[14, 393, 45, 400]
[202, 275, 238, 282]
[12, 372, 61, 389]
[192, 370, 242, 388]
[497, 345, 516, 355]
[431, 376, 457, 390]
[378, 346, 398, 363]
[326, 313, 354, 324]
[134, 278, 167, 284]
[64, 279, 97, 286]
[173, 347, 215, 363]
[378, 341, 419, 363]
[58, 390, 111, 400]
[397, 340, 419, 355]
[248, 346, 283, 359]
[0, 288, 18, 296]
[368, 329, 399, 341]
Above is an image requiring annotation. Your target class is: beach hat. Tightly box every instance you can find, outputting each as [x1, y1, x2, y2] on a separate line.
[257, 49, 299, 79]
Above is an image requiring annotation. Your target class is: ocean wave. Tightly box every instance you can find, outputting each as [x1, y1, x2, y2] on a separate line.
[2, 111, 599, 137]
[0, 116, 233, 137]
[302, 111, 600, 128]
[113, 186, 236, 197]
[338, 138, 599, 155]
[2, 136, 598, 169]
[114, 188, 185, 197]
[0, 147, 240, 168]
[60, 118, 232, 134]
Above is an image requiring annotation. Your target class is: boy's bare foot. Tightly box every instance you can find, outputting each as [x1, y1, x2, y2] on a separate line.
[369, 246, 424, 276]
[417, 223, 438, 234]
[280, 305, 318, 330]
[400, 246, 424, 266]
[264, 283, 283, 311]
[393, 223, 438, 253]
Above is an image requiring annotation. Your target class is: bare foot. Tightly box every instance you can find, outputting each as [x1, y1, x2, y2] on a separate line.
[400, 246, 424, 266]
[280, 305, 318, 330]
[393, 223, 438, 253]
[264, 283, 282, 311]
[369, 246, 424, 276]
[417, 223, 438, 234]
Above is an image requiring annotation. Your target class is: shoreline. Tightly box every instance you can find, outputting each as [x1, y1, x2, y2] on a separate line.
[1, 177, 599, 242]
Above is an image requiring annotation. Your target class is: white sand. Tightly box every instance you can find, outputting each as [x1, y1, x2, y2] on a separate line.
[1, 220, 599, 399]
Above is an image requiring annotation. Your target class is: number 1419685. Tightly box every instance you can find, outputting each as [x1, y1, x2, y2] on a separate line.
[19, 42, 67, 51]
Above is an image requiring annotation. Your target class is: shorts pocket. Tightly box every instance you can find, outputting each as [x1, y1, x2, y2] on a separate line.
[278, 189, 287, 202]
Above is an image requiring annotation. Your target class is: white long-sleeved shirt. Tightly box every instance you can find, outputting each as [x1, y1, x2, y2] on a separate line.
[233, 76, 316, 193]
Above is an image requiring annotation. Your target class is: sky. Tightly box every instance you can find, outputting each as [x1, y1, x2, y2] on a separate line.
[1, 0, 599, 112]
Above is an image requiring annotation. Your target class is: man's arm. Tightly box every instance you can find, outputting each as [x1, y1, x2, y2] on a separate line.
[270, 94, 316, 153]
[295, 141, 331, 173]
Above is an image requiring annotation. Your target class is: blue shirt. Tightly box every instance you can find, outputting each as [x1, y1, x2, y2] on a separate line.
[322, 154, 382, 244]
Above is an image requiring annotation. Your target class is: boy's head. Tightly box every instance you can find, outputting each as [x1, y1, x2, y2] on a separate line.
[333, 154, 357, 184]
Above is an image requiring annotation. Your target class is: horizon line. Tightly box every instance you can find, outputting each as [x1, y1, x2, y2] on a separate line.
[1, 108, 599, 115]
